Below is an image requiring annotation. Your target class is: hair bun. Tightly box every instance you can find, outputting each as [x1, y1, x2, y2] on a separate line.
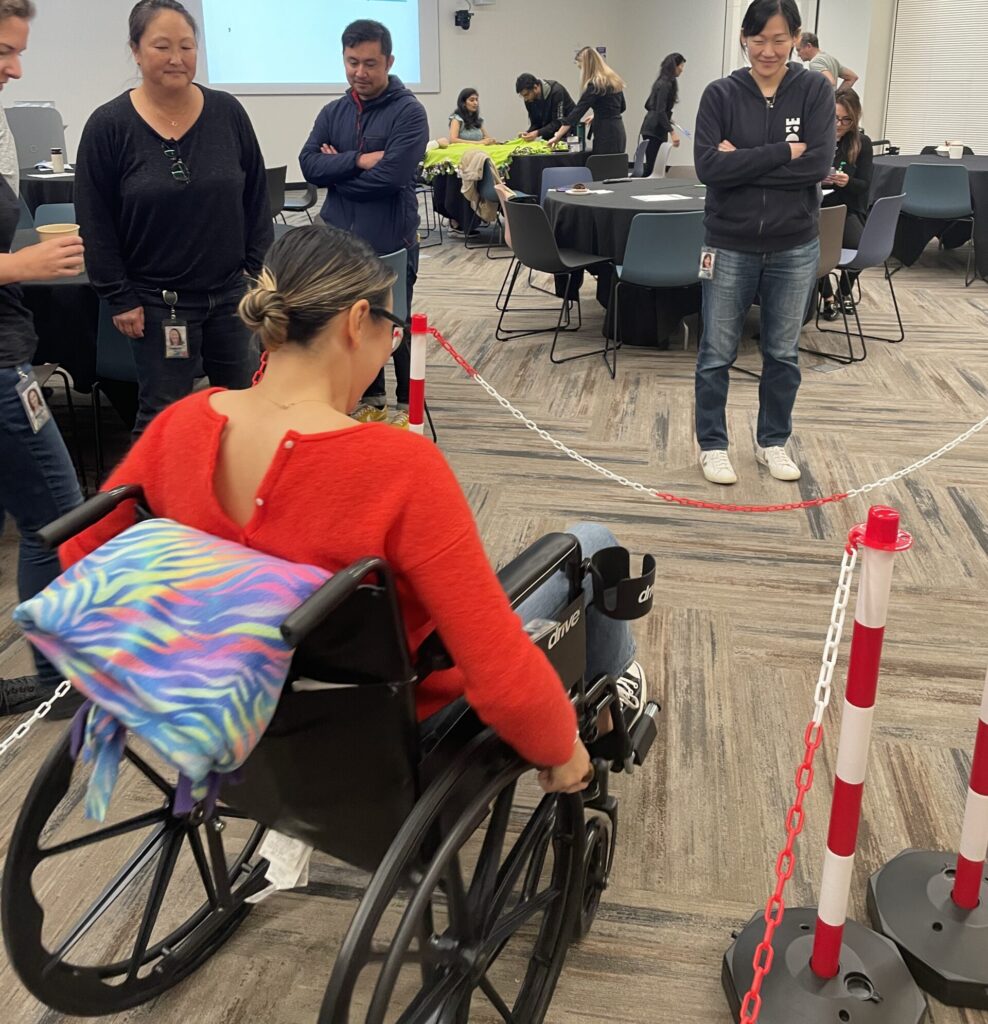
[240, 271, 290, 346]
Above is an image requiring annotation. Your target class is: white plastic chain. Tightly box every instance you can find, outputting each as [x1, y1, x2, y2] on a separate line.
[472, 371, 988, 506]
[0, 680, 72, 759]
[811, 545, 858, 728]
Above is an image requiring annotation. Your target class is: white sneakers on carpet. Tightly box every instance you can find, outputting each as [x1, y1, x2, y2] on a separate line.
[700, 445, 801, 485]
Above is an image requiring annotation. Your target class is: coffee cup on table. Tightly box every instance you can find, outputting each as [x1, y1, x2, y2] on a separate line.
[947, 142, 964, 159]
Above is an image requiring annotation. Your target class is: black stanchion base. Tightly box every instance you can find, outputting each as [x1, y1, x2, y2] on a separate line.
[722, 906, 928, 1023]
[868, 848, 988, 1009]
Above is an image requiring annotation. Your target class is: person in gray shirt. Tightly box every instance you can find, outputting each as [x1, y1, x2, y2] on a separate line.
[797, 33, 858, 91]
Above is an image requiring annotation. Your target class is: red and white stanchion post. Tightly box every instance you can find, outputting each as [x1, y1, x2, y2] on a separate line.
[723, 506, 924, 1024]
[408, 313, 428, 437]
[868, 663, 988, 1009]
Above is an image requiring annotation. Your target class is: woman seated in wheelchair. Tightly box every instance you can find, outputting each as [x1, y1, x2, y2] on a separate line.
[60, 224, 647, 795]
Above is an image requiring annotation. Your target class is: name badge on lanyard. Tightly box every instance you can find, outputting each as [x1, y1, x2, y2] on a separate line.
[162, 289, 189, 359]
[16, 369, 52, 434]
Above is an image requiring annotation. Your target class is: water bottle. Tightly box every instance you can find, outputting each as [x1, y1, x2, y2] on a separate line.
[576, 123, 586, 152]
[50, 147, 65, 173]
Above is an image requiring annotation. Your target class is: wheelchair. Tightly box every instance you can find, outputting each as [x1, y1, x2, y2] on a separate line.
[2, 485, 661, 1023]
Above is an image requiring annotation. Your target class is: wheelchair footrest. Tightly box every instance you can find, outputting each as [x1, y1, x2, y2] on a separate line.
[629, 701, 661, 767]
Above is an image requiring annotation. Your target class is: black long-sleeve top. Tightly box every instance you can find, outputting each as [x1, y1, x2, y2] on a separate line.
[822, 132, 874, 220]
[641, 78, 675, 138]
[562, 85, 627, 127]
[524, 79, 576, 140]
[75, 87, 273, 315]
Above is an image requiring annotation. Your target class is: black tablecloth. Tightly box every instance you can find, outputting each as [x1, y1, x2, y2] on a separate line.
[431, 150, 592, 230]
[20, 168, 75, 216]
[547, 178, 706, 344]
[870, 154, 988, 280]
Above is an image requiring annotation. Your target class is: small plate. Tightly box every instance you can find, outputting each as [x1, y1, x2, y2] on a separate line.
[565, 187, 591, 195]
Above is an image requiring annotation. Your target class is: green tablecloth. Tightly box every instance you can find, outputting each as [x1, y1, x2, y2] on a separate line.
[421, 137, 569, 182]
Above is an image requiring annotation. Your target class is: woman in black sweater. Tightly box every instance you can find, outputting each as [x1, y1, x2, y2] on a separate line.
[640, 52, 686, 176]
[75, 0, 272, 436]
[820, 88, 874, 318]
[546, 47, 627, 156]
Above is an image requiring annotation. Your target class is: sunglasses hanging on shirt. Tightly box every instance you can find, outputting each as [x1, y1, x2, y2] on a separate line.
[161, 140, 191, 185]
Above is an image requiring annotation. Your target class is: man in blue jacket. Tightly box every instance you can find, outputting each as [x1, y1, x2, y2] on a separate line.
[300, 19, 429, 427]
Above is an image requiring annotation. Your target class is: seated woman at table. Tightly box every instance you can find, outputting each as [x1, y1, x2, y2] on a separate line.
[0, 0, 87, 719]
[819, 88, 874, 320]
[74, 0, 272, 438]
[449, 88, 496, 146]
[545, 47, 628, 156]
[640, 53, 686, 177]
[62, 224, 650, 795]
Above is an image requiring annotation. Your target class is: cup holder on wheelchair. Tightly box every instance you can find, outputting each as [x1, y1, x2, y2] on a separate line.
[588, 547, 656, 619]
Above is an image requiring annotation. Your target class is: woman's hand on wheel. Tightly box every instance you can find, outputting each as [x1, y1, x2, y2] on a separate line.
[113, 307, 145, 339]
[538, 739, 593, 794]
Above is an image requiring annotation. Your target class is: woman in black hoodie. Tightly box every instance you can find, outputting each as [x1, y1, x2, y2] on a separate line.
[693, 0, 834, 486]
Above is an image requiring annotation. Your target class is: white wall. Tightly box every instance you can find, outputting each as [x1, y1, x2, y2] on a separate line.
[1, 0, 895, 178]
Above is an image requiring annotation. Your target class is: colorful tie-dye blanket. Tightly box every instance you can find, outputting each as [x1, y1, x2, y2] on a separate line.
[15, 519, 330, 821]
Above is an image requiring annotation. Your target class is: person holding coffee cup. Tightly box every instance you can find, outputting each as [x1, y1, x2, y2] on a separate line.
[75, 0, 273, 437]
[0, 0, 87, 720]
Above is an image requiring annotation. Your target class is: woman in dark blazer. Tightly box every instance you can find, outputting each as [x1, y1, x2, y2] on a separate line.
[641, 52, 686, 175]
[546, 47, 627, 155]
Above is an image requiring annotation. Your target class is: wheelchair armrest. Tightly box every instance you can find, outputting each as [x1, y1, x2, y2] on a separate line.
[37, 484, 145, 550]
[497, 532, 582, 609]
[281, 556, 397, 648]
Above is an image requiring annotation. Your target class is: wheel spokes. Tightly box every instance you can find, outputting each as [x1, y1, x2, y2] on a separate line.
[43, 824, 169, 972]
[467, 782, 516, 923]
[127, 828, 184, 979]
[487, 796, 554, 927]
[186, 827, 219, 910]
[122, 747, 174, 799]
[394, 968, 468, 1024]
[38, 809, 169, 860]
[478, 974, 518, 1024]
[483, 888, 559, 956]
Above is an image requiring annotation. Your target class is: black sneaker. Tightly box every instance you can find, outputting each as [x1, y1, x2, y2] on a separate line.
[840, 296, 857, 315]
[0, 675, 84, 720]
[821, 302, 840, 322]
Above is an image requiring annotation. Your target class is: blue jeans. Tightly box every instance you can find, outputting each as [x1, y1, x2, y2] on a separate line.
[695, 238, 820, 450]
[516, 522, 636, 682]
[364, 245, 419, 406]
[0, 364, 83, 686]
[132, 277, 257, 436]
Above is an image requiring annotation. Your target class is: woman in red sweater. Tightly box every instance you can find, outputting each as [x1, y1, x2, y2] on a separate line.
[61, 225, 644, 793]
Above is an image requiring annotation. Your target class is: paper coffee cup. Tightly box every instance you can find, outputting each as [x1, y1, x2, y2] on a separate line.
[948, 144, 964, 159]
[36, 222, 80, 237]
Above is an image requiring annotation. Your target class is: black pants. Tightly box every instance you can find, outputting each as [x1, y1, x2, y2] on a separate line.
[642, 134, 668, 177]
[821, 211, 865, 299]
[365, 245, 419, 406]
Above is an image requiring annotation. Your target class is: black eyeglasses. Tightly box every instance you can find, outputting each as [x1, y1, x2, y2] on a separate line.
[161, 140, 191, 185]
[370, 306, 410, 352]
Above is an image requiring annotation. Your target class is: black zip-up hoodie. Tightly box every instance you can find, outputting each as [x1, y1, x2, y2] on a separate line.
[694, 63, 835, 253]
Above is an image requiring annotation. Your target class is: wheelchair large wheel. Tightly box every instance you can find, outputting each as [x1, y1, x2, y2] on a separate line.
[321, 732, 584, 1024]
[2, 727, 266, 1017]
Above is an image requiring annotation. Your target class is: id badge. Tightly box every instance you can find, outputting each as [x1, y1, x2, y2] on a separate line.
[163, 320, 189, 359]
[698, 247, 716, 280]
[16, 371, 51, 434]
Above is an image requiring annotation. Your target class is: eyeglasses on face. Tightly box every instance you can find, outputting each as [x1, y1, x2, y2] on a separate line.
[161, 141, 191, 185]
[369, 306, 410, 352]
[835, 116, 854, 126]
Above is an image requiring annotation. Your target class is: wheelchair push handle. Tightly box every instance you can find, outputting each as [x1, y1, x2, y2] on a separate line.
[588, 548, 656, 620]
[37, 484, 145, 550]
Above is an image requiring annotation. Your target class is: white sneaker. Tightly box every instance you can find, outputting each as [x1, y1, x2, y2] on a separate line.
[616, 661, 647, 731]
[700, 449, 738, 485]
[755, 444, 801, 481]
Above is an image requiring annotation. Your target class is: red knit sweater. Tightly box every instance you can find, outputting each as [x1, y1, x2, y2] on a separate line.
[60, 391, 577, 767]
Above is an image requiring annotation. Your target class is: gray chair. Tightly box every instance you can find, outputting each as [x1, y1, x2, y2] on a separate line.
[605, 211, 704, 377]
[920, 145, 975, 156]
[647, 141, 674, 179]
[282, 181, 318, 223]
[540, 166, 593, 205]
[34, 202, 76, 226]
[6, 106, 66, 166]
[897, 163, 976, 285]
[463, 158, 505, 255]
[93, 302, 139, 485]
[817, 194, 907, 347]
[16, 195, 33, 229]
[265, 166, 287, 221]
[664, 164, 696, 179]
[497, 199, 611, 365]
[586, 153, 628, 181]
[632, 139, 649, 178]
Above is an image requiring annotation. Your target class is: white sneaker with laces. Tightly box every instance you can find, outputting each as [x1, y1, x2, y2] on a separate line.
[616, 661, 647, 731]
[754, 444, 801, 481]
[700, 449, 738, 485]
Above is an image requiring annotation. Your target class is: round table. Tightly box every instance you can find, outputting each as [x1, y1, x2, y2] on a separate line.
[870, 154, 988, 282]
[547, 178, 707, 345]
[20, 167, 75, 216]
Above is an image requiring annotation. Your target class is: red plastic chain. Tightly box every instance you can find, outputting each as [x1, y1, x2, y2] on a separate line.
[252, 349, 268, 387]
[427, 327, 851, 515]
[739, 718, 825, 1023]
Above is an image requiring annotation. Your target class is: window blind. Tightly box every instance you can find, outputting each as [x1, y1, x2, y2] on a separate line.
[884, 0, 988, 154]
